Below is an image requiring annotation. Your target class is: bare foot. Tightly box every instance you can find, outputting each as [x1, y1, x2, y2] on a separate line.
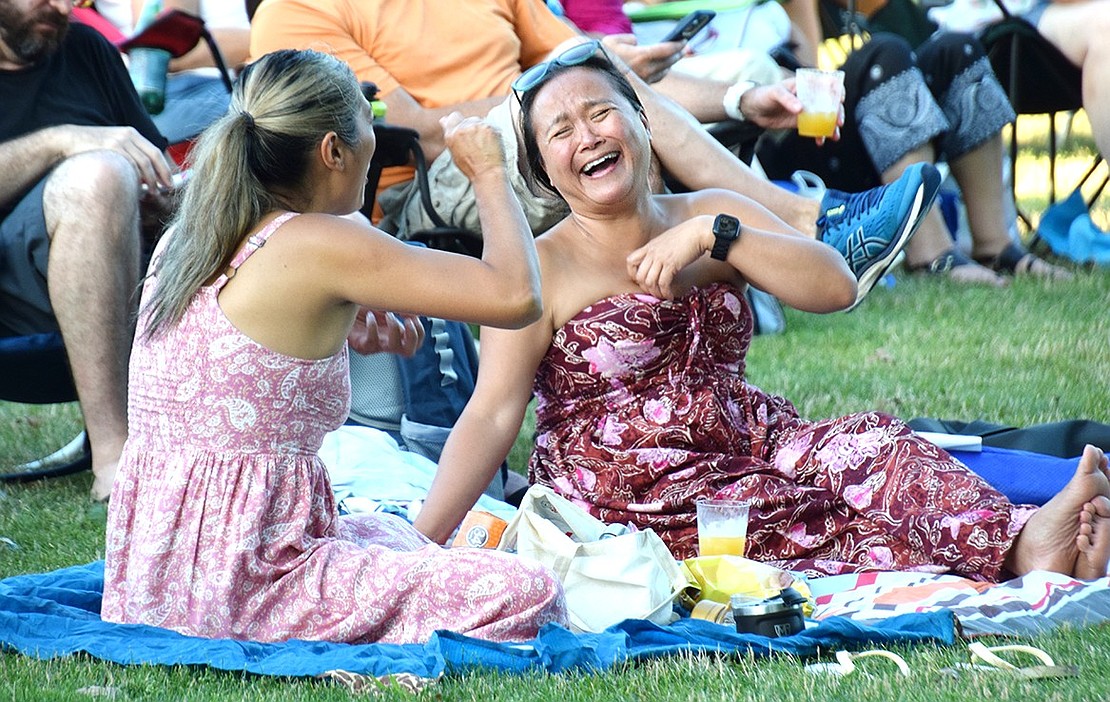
[944, 261, 1008, 287]
[1076, 450, 1110, 578]
[1073, 500, 1110, 578]
[1012, 253, 1074, 281]
[90, 459, 118, 502]
[1005, 445, 1110, 578]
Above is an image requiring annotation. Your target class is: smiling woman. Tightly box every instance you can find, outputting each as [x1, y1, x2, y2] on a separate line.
[414, 45, 1110, 586]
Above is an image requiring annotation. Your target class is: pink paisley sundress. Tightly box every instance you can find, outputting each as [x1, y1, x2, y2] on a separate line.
[529, 282, 1034, 579]
[103, 212, 566, 643]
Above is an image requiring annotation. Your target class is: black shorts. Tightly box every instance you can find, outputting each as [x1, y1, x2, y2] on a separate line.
[757, 32, 1014, 191]
[0, 177, 57, 337]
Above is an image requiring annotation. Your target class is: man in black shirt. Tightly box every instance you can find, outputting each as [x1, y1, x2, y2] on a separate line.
[1, 0, 175, 500]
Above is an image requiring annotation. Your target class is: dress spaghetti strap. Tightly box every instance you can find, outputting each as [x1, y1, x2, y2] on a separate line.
[213, 212, 300, 290]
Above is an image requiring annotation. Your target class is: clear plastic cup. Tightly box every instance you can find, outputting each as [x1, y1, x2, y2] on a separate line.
[696, 499, 750, 557]
[794, 68, 844, 139]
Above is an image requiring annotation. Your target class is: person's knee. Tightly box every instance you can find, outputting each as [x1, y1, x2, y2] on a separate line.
[846, 33, 915, 78]
[42, 151, 141, 237]
[917, 31, 988, 73]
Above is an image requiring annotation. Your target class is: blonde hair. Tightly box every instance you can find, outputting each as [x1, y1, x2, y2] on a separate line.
[143, 49, 365, 337]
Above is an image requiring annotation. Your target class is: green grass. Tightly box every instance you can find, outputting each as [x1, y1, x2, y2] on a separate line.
[2, 132, 1109, 700]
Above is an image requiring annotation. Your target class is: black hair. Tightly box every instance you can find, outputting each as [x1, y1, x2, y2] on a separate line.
[518, 54, 645, 197]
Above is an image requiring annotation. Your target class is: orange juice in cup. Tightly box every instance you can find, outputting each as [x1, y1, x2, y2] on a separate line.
[696, 499, 750, 557]
[795, 68, 844, 139]
[699, 533, 747, 557]
[797, 111, 839, 139]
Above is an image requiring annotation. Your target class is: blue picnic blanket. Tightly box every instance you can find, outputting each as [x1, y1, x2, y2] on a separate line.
[0, 562, 956, 678]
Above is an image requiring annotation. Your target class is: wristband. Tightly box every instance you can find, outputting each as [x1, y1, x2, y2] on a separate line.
[723, 80, 758, 122]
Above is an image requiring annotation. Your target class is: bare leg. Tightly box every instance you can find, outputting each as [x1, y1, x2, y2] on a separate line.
[1038, 0, 1110, 158]
[884, 147, 1007, 285]
[781, 0, 822, 68]
[949, 135, 1011, 260]
[627, 71, 823, 237]
[952, 135, 1072, 279]
[1005, 445, 1110, 578]
[43, 152, 142, 501]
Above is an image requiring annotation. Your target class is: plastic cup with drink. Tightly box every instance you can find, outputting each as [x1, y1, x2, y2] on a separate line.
[794, 68, 844, 139]
[696, 499, 750, 557]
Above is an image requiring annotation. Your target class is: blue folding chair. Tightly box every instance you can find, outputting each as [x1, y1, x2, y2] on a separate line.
[0, 332, 91, 482]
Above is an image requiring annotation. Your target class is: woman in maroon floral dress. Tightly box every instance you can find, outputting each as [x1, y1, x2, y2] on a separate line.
[415, 43, 1110, 581]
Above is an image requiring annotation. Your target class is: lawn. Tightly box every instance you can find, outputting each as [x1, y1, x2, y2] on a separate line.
[1, 121, 1107, 700]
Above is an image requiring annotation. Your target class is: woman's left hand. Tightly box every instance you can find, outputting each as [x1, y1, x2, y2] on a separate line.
[626, 215, 714, 299]
[347, 307, 425, 357]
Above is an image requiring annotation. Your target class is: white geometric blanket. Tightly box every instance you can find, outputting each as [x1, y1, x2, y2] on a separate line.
[811, 571, 1110, 637]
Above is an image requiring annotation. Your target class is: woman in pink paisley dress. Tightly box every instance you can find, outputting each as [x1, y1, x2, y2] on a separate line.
[101, 49, 567, 643]
[415, 44, 1110, 581]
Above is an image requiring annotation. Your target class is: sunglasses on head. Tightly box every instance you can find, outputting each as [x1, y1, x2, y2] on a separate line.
[511, 40, 602, 96]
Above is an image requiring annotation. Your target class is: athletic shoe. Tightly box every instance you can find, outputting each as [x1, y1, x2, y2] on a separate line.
[817, 162, 942, 310]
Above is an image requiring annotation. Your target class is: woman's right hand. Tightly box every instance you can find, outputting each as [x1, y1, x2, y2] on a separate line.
[440, 112, 507, 181]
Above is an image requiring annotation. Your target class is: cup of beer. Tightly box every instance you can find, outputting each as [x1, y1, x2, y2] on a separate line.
[795, 68, 844, 139]
[696, 498, 750, 557]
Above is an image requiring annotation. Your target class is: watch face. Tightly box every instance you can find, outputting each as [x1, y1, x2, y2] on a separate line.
[714, 214, 740, 238]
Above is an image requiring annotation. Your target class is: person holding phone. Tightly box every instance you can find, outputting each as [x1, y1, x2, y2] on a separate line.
[561, 0, 799, 84]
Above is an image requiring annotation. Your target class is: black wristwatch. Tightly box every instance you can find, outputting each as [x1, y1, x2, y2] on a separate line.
[710, 214, 741, 261]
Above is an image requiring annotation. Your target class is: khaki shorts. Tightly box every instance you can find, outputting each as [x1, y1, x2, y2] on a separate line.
[378, 100, 570, 238]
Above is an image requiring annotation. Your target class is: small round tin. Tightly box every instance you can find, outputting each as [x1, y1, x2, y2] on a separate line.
[729, 588, 806, 637]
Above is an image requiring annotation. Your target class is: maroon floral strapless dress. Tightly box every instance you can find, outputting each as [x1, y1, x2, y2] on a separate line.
[530, 282, 1031, 579]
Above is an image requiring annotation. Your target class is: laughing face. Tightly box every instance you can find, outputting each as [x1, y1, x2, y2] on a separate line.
[0, 0, 70, 67]
[526, 67, 652, 212]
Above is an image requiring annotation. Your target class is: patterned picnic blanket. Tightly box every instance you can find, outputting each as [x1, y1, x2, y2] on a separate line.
[811, 571, 1110, 637]
[0, 562, 956, 679]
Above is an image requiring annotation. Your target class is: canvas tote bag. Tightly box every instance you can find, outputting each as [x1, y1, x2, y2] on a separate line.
[498, 485, 688, 633]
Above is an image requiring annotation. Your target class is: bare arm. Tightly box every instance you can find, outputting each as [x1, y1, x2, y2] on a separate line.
[328, 113, 541, 324]
[218, 112, 542, 359]
[626, 191, 857, 310]
[414, 301, 554, 543]
[0, 125, 173, 209]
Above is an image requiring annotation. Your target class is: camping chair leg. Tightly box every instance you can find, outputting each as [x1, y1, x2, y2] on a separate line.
[1009, 125, 1034, 232]
[1049, 112, 1058, 204]
[0, 431, 91, 483]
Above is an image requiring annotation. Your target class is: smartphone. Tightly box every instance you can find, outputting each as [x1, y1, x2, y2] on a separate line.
[660, 9, 716, 43]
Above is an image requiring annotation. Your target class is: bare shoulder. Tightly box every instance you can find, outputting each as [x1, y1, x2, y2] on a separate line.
[269, 212, 398, 256]
[657, 188, 746, 217]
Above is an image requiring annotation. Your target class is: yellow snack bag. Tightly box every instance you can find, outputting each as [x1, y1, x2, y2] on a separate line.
[680, 555, 813, 616]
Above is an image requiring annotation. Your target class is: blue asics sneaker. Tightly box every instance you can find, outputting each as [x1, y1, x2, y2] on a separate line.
[817, 162, 942, 310]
